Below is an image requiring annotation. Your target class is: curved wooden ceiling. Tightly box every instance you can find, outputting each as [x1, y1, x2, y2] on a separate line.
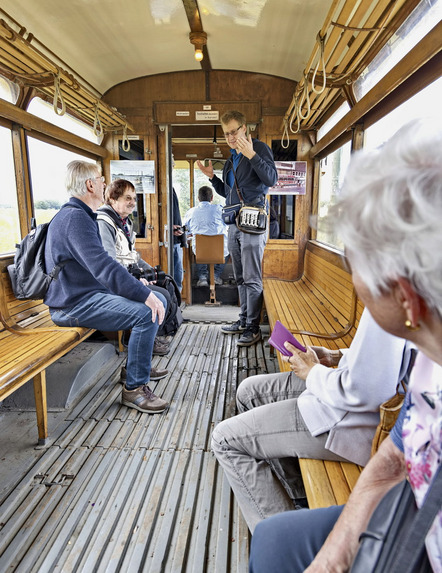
[0, 0, 331, 94]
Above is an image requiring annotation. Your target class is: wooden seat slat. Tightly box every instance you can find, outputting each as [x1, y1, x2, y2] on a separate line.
[299, 459, 338, 507]
[323, 461, 362, 506]
[263, 243, 364, 508]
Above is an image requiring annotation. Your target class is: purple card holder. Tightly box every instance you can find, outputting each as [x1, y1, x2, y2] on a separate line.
[269, 320, 307, 355]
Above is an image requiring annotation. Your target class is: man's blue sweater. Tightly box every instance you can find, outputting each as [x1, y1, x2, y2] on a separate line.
[44, 198, 151, 310]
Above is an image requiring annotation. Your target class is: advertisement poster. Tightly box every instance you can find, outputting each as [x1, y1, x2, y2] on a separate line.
[269, 161, 307, 195]
[110, 160, 155, 194]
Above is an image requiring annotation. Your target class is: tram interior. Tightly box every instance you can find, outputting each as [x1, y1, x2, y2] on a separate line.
[0, 0, 440, 570]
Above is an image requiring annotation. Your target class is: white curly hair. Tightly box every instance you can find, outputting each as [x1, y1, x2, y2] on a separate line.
[332, 117, 442, 318]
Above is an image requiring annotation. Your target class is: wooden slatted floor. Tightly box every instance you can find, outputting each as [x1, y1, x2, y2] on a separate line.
[0, 319, 279, 572]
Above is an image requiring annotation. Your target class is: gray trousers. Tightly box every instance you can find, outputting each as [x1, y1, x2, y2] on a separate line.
[211, 371, 347, 533]
[227, 225, 267, 328]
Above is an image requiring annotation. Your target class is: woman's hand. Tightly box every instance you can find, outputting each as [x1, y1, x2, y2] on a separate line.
[310, 346, 342, 368]
[281, 344, 320, 380]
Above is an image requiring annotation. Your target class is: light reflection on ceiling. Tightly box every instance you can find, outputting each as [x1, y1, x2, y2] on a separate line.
[200, 0, 268, 27]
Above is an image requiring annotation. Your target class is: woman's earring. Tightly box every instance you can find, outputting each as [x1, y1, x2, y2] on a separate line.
[405, 319, 420, 331]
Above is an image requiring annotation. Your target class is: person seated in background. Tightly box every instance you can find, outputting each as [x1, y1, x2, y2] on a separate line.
[211, 308, 414, 533]
[183, 185, 229, 287]
[44, 161, 169, 415]
[249, 117, 442, 572]
[97, 179, 181, 378]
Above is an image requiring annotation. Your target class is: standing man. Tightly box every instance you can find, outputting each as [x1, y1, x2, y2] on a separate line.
[183, 185, 228, 287]
[44, 160, 169, 414]
[197, 110, 277, 346]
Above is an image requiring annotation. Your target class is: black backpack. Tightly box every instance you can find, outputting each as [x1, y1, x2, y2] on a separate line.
[155, 274, 183, 336]
[8, 207, 71, 300]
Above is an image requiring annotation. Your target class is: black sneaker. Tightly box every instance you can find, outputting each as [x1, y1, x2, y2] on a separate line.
[221, 320, 246, 334]
[237, 327, 262, 346]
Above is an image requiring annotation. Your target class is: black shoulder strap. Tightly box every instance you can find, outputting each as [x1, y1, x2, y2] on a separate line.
[231, 165, 266, 207]
[391, 464, 442, 573]
[48, 204, 76, 277]
[231, 166, 244, 204]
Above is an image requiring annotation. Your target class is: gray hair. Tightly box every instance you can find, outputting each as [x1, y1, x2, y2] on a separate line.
[66, 160, 100, 197]
[332, 117, 442, 318]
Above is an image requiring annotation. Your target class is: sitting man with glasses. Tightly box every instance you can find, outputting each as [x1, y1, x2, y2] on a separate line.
[44, 160, 169, 414]
[197, 110, 277, 346]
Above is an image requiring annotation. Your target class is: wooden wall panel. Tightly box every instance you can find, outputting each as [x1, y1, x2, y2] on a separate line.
[263, 243, 301, 281]
[104, 71, 296, 133]
[103, 70, 305, 302]
[209, 71, 295, 109]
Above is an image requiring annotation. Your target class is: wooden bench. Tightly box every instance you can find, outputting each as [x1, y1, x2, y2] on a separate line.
[0, 256, 95, 446]
[263, 242, 365, 508]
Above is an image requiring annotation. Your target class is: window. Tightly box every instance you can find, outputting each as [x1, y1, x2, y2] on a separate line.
[316, 141, 352, 250]
[0, 126, 19, 253]
[173, 160, 192, 217]
[27, 97, 99, 143]
[270, 139, 298, 239]
[317, 102, 350, 141]
[27, 136, 94, 224]
[118, 139, 148, 237]
[193, 160, 226, 208]
[0, 75, 19, 104]
[354, 0, 442, 100]
[364, 76, 442, 150]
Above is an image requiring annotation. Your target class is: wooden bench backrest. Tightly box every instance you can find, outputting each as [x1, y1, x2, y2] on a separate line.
[302, 247, 364, 334]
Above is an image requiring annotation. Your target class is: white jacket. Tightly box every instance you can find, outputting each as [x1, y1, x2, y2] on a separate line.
[298, 309, 414, 466]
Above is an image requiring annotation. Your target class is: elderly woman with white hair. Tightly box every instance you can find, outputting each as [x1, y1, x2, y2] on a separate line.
[249, 117, 442, 573]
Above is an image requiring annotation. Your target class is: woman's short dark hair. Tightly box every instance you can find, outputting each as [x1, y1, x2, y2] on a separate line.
[104, 179, 135, 204]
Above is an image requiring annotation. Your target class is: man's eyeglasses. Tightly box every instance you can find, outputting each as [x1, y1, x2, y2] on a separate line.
[223, 125, 243, 138]
[87, 176, 105, 183]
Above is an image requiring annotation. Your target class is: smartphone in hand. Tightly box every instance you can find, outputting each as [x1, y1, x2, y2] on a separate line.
[269, 320, 307, 355]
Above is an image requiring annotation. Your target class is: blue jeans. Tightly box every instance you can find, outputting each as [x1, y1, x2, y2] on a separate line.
[50, 291, 167, 390]
[249, 506, 344, 572]
[196, 263, 225, 280]
[173, 243, 183, 292]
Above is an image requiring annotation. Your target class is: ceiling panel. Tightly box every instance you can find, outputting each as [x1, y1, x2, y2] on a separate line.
[0, 0, 332, 95]
[0, 0, 200, 93]
[200, 0, 332, 80]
